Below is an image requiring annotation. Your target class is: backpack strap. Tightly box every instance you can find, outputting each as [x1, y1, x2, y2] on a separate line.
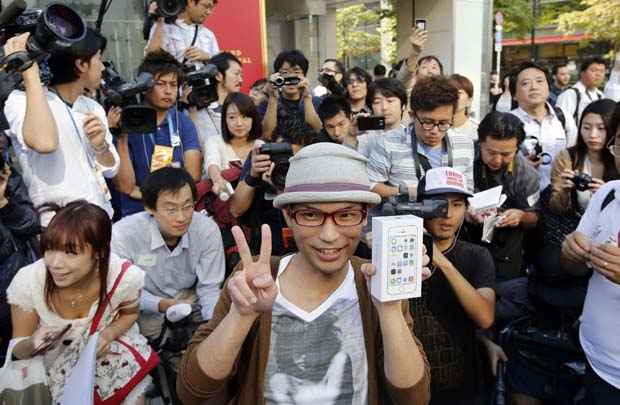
[601, 189, 616, 212]
[554, 106, 566, 130]
[89, 261, 132, 335]
[571, 87, 581, 124]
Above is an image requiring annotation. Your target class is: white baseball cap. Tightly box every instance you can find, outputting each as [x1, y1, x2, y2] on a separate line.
[418, 167, 473, 198]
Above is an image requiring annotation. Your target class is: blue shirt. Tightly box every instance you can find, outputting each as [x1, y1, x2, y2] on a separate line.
[119, 108, 201, 216]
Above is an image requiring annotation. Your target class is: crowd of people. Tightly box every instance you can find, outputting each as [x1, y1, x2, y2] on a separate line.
[1, 0, 620, 404]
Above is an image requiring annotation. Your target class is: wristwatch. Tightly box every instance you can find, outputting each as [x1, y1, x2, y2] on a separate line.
[245, 175, 260, 188]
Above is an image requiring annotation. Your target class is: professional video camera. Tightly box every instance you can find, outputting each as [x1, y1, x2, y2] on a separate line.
[183, 63, 218, 109]
[381, 185, 448, 219]
[317, 73, 345, 97]
[259, 143, 293, 192]
[155, 0, 186, 19]
[0, 1, 86, 67]
[100, 61, 157, 134]
[0, 1, 87, 129]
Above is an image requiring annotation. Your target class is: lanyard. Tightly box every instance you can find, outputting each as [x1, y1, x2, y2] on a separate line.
[409, 125, 453, 180]
[147, 113, 176, 146]
[63, 102, 97, 170]
[142, 111, 184, 171]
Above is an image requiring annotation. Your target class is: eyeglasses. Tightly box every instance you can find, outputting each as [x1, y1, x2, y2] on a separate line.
[414, 113, 453, 132]
[320, 67, 340, 75]
[287, 208, 367, 227]
[609, 144, 620, 157]
[161, 203, 195, 217]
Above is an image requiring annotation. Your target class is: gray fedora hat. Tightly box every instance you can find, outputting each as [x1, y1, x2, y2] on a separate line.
[273, 142, 381, 208]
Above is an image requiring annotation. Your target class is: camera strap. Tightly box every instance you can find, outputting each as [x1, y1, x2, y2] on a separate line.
[409, 126, 453, 180]
[181, 25, 200, 65]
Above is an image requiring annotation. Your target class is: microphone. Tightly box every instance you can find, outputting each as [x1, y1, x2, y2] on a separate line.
[0, 0, 27, 27]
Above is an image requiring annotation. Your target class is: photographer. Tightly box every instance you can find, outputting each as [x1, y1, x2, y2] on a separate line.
[509, 62, 577, 192]
[0, 136, 40, 361]
[189, 51, 243, 153]
[549, 99, 618, 216]
[261, 49, 322, 141]
[3, 29, 120, 226]
[468, 111, 540, 281]
[560, 119, 620, 403]
[367, 76, 474, 199]
[312, 58, 345, 98]
[355, 78, 408, 158]
[410, 167, 495, 404]
[113, 50, 202, 217]
[145, 0, 219, 67]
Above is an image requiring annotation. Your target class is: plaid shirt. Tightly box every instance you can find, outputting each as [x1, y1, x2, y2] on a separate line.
[366, 126, 475, 192]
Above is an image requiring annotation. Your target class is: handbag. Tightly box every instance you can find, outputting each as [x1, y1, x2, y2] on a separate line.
[0, 337, 52, 405]
[50, 262, 159, 405]
[89, 261, 159, 405]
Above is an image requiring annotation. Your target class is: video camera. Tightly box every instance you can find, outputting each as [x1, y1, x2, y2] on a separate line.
[155, 0, 186, 19]
[381, 185, 448, 219]
[100, 61, 157, 134]
[317, 73, 345, 97]
[259, 143, 293, 192]
[0, 1, 87, 129]
[183, 63, 218, 109]
[271, 76, 301, 88]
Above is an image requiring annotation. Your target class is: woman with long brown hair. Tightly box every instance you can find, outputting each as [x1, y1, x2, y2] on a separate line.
[7, 201, 156, 404]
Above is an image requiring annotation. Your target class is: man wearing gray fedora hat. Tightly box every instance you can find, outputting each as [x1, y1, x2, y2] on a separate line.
[178, 142, 431, 405]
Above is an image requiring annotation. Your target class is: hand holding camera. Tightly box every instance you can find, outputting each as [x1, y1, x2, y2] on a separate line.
[249, 143, 272, 178]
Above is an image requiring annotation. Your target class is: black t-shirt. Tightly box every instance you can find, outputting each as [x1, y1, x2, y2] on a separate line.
[259, 97, 314, 144]
[410, 240, 495, 399]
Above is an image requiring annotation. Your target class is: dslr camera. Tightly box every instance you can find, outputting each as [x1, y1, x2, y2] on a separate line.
[259, 143, 293, 192]
[100, 61, 157, 134]
[183, 63, 218, 109]
[573, 172, 593, 192]
[520, 136, 552, 165]
[271, 76, 301, 88]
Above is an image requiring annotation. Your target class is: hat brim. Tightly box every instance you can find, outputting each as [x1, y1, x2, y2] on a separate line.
[423, 187, 474, 198]
[273, 190, 382, 209]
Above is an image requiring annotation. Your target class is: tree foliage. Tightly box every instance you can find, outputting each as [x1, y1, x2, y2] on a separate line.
[557, 0, 620, 48]
[494, 0, 534, 38]
[336, 5, 381, 62]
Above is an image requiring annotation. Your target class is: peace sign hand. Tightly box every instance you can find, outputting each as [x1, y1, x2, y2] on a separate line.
[228, 225, 278, 316]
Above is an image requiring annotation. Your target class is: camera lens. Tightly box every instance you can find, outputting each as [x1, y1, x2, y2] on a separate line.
[43, 4, 86, 42]
[540, 152, 552, 165]
[159, 0, 183, 18]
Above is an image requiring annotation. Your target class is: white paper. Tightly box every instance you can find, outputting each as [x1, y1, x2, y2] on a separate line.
[482, 214, 501, 243]
[468, 186, 503, 211]
[61, 332, 98, 405]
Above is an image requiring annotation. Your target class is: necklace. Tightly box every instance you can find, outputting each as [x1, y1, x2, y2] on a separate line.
[68, 293, 85, 308]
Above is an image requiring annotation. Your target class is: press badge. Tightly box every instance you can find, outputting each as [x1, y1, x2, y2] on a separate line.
[151, 145, 174, 172]
[170, 132, 181, 148]
[137, 254, 157, 267]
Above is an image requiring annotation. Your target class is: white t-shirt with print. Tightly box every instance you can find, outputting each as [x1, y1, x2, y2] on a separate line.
[264, 255, 368, 404]
[577, 180, 620, 389]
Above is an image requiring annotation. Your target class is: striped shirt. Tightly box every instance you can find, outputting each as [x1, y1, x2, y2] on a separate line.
[366, 126, 475, 192]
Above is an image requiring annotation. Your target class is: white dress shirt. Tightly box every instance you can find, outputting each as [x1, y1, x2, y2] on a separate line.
[147, 19, 220, 67]
[556, 80, 603, 125]
[511, 103, 574, 191]
[4, 89, 120, 225]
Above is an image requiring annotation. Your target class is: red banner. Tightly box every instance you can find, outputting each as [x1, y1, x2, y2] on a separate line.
[205, 0, 268, 93]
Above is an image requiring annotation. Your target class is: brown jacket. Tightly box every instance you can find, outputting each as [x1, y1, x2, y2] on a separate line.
[549, 149, 576, 215]
[177, 256, 431, 405]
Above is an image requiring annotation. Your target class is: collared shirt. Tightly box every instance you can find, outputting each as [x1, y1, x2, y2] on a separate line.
[111, 211, 225, 320]
[510, 103, 575, 191]
[366, 126, 475, 192]
[4, 89, 120, 226]
[556, 80, 603, 125]
[120, 107, 201, 216]
[356, 123, 408, 158]
[147, 19, 220, 67]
